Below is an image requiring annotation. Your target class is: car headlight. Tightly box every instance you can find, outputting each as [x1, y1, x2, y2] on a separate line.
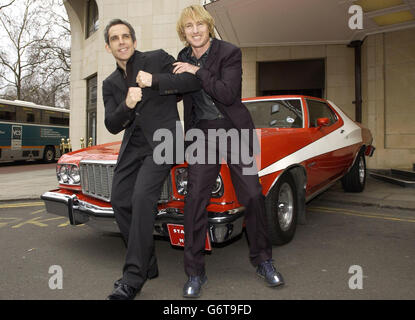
[57, 164, 81, 185]
[175, 167, 224, 198]
[70, 166, 81, 184]
[211, 175, 223, 197]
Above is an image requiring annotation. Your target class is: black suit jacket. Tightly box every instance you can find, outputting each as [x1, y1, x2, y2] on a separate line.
[103, 49, 200, 163]
[177, 39, 256, 133]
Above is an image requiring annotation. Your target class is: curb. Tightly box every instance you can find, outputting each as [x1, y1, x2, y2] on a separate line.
[311, 198, 415, 212]
[0, 197, 43, 203]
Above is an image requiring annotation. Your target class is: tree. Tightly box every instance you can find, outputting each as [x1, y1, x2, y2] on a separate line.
[0, 0, 15, 11]
[0, 0, 70, 108]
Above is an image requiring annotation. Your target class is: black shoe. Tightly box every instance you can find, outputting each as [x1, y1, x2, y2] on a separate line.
[183, 274, 207, 298]
[147, 263, 159, 279]
[113, 264, 158, 289]
[107, 282, 140, 300]
[256, 259, 285, 287]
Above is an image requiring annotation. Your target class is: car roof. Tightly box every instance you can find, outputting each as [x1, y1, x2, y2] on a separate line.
[242, 95, 327, 102]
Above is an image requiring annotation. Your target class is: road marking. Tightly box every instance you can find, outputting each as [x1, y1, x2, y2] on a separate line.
[58, 220, 71, 227]
[0, 217, 23, 228]
[0, 202, 44, 209]
[12, 216, 66, 228]
[31, 209, 45, 215]
[308, 206, 415, 223]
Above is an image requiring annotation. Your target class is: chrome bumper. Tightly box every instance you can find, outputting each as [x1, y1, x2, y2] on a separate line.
[41, 191, 245, 244]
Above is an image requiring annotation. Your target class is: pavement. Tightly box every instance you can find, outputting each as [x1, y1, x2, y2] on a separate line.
[0, 162, 59, 202]
[0, 162, 414, 211]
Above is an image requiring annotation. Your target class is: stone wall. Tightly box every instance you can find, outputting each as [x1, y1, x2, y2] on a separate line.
[64, 0, 200, 149]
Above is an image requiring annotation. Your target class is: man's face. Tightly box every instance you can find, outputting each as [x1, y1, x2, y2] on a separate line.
[105, 24, 137, 63]
[183, 17, 210, 50]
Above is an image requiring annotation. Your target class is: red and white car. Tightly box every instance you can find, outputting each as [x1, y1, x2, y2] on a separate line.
[42, 95, 375, 248]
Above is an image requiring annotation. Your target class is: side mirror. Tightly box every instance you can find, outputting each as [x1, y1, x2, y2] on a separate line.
[316, 118, 329, 127]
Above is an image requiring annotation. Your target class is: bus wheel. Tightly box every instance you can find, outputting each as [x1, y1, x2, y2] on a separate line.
[43, 146, 56, 163]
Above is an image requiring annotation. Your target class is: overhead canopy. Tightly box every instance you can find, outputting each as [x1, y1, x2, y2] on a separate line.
[205, 0, 415, 47]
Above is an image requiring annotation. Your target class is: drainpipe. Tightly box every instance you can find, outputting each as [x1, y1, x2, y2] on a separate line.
[348, 40, 363, 123]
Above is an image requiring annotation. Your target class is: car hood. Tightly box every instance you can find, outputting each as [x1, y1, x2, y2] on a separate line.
[59, 129, 312, 170]
[59, 141, 120, 165]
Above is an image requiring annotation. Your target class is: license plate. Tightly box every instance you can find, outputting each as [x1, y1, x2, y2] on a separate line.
[167, 224, 211, 251]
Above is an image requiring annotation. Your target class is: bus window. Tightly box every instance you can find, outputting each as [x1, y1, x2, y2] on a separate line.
[27, 113, 35, 122]
[51, 116, 66, 125]
[42, 110, 57, 125]
[0, 104, 16, 121]
[41, 110, 69, 125]
[63, 113, 69, 126]
[22, 107, 41, 124]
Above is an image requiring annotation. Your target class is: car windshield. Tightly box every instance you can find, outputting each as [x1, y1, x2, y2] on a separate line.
[243, 99, 303, 129]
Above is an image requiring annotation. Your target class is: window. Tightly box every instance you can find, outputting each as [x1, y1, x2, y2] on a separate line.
[62, 113, 69, 126]
[0, 104, 16, 121]
[87, 75, 97, 145]
[306, 99, 337, 127]
[243, 99, 303, 128]
[40, 110, 68, 125]
[22, 107, 40, 123]
[86, 0, 99, 38]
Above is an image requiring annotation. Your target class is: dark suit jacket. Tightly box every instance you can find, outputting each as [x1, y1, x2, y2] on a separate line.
[176, 39, 256, 133]
[102, 49, 200, 163]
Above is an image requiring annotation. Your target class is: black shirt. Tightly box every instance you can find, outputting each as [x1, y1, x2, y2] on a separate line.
[182, 43, 224, 123]
[115, 52, 146, 132]
[116, 51, 137, 88]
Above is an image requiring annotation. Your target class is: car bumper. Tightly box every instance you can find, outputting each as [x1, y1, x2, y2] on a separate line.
[41, 191, 245, 244]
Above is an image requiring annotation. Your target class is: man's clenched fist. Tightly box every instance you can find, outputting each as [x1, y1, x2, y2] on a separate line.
[136, 71, 152, 88]
[125, 87, 142, 109]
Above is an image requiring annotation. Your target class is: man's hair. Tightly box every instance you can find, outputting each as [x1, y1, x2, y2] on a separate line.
[176, 5, 215, 46]
[104, 19, 136, 45]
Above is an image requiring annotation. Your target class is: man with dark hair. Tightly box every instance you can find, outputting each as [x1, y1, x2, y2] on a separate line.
[103, 18, 200, 300]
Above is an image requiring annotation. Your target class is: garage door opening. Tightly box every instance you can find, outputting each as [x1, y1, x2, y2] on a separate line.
[258, 59, 325, 98]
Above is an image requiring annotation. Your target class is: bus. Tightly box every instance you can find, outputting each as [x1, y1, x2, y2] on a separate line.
[0, 98, 69, 163]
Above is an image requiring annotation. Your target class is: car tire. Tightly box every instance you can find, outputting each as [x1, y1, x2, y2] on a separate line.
[43, 146, 56, 163]
[341, 150, 366, 193]
[265, 173, 298, 246]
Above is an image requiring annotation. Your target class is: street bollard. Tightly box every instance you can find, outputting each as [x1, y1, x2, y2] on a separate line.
[67, 139, 72, 152]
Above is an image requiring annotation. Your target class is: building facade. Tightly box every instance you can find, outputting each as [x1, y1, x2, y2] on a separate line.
[64, 0, 415, 169]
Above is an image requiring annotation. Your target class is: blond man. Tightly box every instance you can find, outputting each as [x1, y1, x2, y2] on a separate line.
[174, 5, 285, 298]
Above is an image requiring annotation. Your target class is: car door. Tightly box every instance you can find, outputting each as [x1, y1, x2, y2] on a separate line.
[304, 98, 351, 195]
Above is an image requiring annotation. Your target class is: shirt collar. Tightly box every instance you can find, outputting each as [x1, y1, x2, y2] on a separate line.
[187, 38, 212, 61]
[116, 51, 136, 76]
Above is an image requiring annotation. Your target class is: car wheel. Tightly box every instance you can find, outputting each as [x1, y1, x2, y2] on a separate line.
[43, 146, 56, 163]
[265, 173, 298, 246]
[341, 150, 366, 193]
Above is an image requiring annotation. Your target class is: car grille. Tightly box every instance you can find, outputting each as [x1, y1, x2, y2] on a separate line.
[79, 161, 172, 203]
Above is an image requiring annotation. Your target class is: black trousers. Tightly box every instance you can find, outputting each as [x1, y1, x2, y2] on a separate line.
[111, 126, 172, 289]
[183, 119, 272, 276]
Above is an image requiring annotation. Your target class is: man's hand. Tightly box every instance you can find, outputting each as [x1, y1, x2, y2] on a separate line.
[125, 87, 142, 109]
[172, 62, 200, 75]
[136, 71, 152, 88]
